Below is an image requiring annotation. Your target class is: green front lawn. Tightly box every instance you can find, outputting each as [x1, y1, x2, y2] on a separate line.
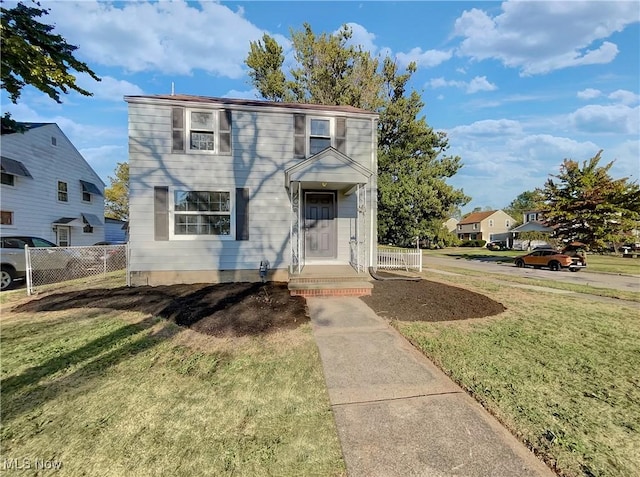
[395, 273, 640, 477]
[0, 292, 344, 476]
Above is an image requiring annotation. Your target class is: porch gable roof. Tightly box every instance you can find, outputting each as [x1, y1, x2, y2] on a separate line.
[285, 147, 372, 187]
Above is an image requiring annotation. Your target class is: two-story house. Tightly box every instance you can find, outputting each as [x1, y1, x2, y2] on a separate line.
[125, 94, 378, 290]
[0, 123, 105, 245]
[457, 210, 515, 242]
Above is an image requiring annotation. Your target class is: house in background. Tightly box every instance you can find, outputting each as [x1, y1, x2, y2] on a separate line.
[104, 217, 129, 243]
[510, 210, 554, 250]
[125, 94, 378, 294]
[443, 217, 458, 233]
[457, 210, 515, 243]
[1, 123, 105, 245]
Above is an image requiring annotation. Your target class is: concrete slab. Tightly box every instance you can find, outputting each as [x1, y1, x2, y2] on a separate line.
[307, 296, 555, 477]
[333, 394, 553, 477]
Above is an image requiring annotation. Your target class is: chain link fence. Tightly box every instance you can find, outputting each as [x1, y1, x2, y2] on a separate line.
[26, 244, 129, 295]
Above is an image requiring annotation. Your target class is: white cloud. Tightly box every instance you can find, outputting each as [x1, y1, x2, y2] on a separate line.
[453, 1, 638, 75]
[344, 22, 378, 54]
[449, 119, 523, 136]
[46, 1, 266, 78]
[608, 89, 640, 105]
[396, 47, 452, 69]
[223, 89, 262, 100]
[577, 88, 602, 100]
[467, 76, 497, 94]
[569, 104, 639, 134]
[428, 76, 497, 94]
[75, 74, 144, 102]
[80, 145, 128, 182]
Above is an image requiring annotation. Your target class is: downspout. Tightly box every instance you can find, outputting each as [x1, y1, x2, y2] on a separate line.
[370, 117, 376, 270]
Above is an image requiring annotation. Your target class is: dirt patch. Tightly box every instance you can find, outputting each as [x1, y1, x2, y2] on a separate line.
[361, 277, 506, 322]
[13, 277, 505, 335]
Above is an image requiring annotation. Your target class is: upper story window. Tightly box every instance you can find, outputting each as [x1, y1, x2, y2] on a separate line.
[527, 213, 537, 222]
[57, 181, 68, 202]
[80, 180, 103, 203]
[51, 136, 57, 146]
[1, 172, 14, 186]
[506, 219, 511, 228]
[457, 224, 462, 231]
[310, 119, 331, 155]
[294, 114, 346, 158]
[488, 219, 494, 227]
[1, 156, 33, 185]
[473, 223, 478, 230]
[172, 108, 232, 155]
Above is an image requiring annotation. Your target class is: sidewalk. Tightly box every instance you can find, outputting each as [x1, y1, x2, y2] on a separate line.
[307, 297, 556, 477]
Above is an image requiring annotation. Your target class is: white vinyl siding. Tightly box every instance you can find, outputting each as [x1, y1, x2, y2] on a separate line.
[0, 124, 105, 245]
[127, 100, 376, 274]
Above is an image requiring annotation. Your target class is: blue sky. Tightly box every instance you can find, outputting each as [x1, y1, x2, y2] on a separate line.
[3, 0, 639, 213]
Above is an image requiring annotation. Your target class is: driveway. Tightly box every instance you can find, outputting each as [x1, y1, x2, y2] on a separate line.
[423, 256, 640, 293]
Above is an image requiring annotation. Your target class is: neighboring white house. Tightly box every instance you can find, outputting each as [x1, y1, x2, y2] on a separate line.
[125, 94, 379, 286]
[0, 123, 105, 245]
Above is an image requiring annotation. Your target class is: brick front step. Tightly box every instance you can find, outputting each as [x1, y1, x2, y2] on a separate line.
[288, 281, 373, 297]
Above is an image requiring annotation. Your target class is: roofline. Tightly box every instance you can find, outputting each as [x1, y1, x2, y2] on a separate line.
[124, 94, 379, 119]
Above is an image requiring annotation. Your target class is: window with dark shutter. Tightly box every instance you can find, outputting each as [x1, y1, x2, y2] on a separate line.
[336, 117, 347, 154]
[154, 186, 169, 240]
[236, 188, 250, 241]
[294, 114, 306, 158]
[219, 110, 232, 154]
[172, 108, 184, 152]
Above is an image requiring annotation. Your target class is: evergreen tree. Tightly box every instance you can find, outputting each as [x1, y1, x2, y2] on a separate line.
[539, 150, 640, 250]
[245, 24, 469, 246]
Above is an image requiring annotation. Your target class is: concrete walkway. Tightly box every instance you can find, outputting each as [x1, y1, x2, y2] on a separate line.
[307, 297, 556, 477]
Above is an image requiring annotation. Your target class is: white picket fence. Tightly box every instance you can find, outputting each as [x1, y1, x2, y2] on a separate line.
[377, 246, 423, 272]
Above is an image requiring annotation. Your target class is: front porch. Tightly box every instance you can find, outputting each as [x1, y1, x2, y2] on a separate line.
[288, 265, 373, 297]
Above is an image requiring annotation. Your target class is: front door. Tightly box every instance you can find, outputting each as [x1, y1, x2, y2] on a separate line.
[305, 192, 336, 259]
[57, 226, 70, 246]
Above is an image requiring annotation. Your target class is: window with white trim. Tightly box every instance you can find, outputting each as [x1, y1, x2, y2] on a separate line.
[309, 118, 332, 155]
[57, 181, 68, 202]
[473, 223, 478, 230]
[172, 108, 232, 155]
[189, 111, 215, 151]
[527, 213, 536, 222]
[174, 191, 231, 235]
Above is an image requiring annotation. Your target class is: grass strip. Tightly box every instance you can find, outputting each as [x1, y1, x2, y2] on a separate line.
[393, 274, 640, 477]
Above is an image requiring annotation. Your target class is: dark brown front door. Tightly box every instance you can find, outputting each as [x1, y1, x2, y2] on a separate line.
[305, 192, 336, 259]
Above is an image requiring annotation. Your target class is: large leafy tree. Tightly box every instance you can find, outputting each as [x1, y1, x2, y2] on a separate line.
[105, 162, 129, 221]
[504, 190, 540, 225]
[246, 24, 468, 246]
[539, 150, 640, 250]
[1, 1, 100, 131]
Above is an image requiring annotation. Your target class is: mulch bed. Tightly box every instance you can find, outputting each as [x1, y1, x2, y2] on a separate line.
[13, 277, 505, 337]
